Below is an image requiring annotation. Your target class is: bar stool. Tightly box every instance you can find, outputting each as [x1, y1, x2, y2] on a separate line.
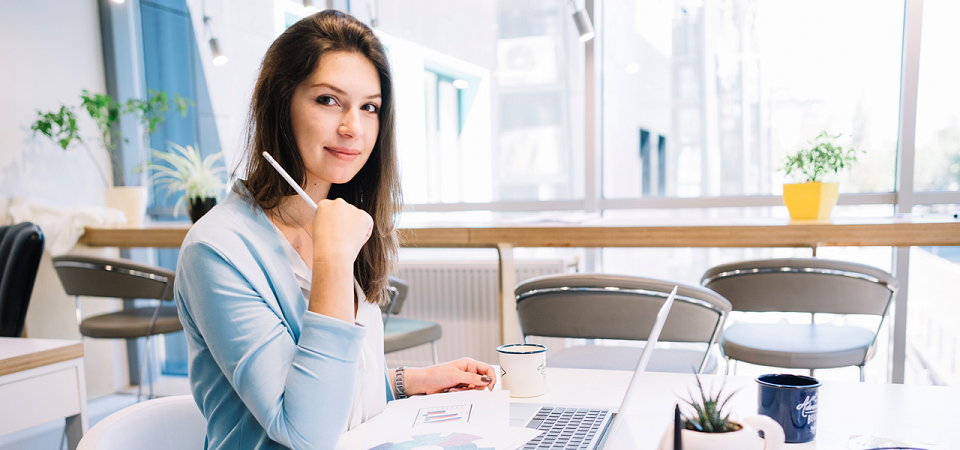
[52, 255, 182, 400]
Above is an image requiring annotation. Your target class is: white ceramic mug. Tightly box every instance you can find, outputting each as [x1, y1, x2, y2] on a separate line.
[656, 415, 785, 450]
[496, 343, 547, 398]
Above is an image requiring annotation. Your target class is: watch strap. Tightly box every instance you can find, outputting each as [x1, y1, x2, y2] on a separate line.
[395, 366, 408, 399]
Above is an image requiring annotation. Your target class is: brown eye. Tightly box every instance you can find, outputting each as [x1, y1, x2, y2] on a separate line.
[316, 95, 338, 106]
[361, 103, 379, 114]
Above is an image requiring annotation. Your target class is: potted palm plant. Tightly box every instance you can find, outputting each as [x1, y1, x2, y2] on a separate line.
[148, 143, 227, 223]
[781, 132, 860, 220]
[657, 376, 785, 450]
[30, 89, 189, 224]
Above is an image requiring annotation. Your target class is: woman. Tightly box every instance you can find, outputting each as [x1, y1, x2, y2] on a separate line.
[174, 11, 496, 450]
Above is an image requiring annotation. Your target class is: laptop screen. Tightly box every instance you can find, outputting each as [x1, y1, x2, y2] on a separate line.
[603, 285, 678, 438]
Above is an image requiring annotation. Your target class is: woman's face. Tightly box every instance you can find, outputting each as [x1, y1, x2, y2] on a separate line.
[290, 51, 381, 191]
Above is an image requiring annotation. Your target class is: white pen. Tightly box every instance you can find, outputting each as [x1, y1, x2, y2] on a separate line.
[261, 151, 318, 211]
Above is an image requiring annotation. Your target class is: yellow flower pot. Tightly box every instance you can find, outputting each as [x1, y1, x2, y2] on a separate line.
[782, 182, 839, 220]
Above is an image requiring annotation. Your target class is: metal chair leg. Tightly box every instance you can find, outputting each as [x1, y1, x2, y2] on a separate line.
[430, 341, 439, 365]
[724, 356, 731, 375]
[809, 368, 815, 377]
[136, 336, 145, 402]
[859, 365, 865, 382]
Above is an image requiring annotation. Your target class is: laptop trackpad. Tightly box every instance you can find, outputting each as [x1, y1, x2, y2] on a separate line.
[509, 403, 542, 427]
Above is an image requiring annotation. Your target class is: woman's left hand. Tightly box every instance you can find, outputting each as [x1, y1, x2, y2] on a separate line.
[403, 358, 497, 396]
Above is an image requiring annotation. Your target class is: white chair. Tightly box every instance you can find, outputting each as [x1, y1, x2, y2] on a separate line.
[78, 395, 205, 450]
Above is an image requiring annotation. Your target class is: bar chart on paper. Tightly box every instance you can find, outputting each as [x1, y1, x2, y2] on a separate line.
[415, 405, 473, 427]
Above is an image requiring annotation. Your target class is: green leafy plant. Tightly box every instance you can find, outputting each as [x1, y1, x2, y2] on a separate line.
[30, 105, 81, 150]
[126, 89, 192, 185]
[125, 89, 190, 135]
[80, 89, 122, 153]
[149, 143, 227, 217]
[29, 89, 192, 187]
[782, 131, 860, 183]
[681, 374, 742, 433]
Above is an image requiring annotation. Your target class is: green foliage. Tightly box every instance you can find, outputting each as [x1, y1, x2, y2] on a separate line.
[782, 131, 860, 183]
[125, 89, 191, 135]
[681, 374, 742, 433]
[30, 89, 191, 153]
[30, 89, 193, 187]
[80, 90, 122, 152]
[29, 105, 81, 150]
[149, 143, 227, 217]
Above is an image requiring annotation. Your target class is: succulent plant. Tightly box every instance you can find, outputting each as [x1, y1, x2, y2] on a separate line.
[681, 374, 743, 433]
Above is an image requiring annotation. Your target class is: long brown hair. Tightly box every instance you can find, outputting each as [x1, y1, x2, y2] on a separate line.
[237, 10, 400, 304]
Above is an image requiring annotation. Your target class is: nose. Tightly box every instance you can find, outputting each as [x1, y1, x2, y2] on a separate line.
[337, 108, 362, 139]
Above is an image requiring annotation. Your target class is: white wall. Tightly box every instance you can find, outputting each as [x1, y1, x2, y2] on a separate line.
[185, 0, 277, 173]
[0, 0, 127, 400]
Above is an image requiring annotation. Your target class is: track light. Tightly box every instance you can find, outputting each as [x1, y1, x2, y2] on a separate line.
[303, 0, 319, 14]
[569, 0, 595, 42]
[572, 9, 595, 42]
[203, 13, 228, 67]
[209, 38, 228, 66]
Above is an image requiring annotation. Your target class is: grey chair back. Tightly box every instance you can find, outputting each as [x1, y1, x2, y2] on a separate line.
[0, 223, 45, 337]
[515, 273, 732, 345]
[380, 276, 411, 321]
[701, 258, 897, 315]
[52, 255, 175, 301]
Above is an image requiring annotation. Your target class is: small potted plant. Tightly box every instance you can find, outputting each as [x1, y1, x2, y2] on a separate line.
[781, 132, 860, 220]
[148, 143, 227, 223]
[657, 375, 785, 450]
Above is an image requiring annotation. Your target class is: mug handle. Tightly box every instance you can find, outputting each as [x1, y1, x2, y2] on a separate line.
[740, 415, 785, 450]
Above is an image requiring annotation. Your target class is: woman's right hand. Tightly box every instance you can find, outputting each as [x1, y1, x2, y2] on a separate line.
[307, 198, 372, 322]
[311, 198, 373, 267]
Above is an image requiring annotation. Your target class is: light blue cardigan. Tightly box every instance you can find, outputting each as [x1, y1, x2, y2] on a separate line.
[174, 182, 392, 450]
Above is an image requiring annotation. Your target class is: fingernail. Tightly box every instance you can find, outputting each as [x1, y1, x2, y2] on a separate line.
[481, 375, 492, 383]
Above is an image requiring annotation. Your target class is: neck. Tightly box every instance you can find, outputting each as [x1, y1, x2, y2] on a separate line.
[302, 176, 331, 204]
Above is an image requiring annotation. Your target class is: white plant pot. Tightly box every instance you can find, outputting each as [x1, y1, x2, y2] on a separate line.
[657, 415, 785, 450]
[104, 186, 149, 225]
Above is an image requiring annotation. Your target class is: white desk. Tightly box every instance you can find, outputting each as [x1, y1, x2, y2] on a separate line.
[0, 338, 88, 450]
[339, 369, 960, 449]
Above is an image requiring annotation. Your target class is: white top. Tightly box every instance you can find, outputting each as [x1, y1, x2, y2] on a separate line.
[272, 224, 388, 430]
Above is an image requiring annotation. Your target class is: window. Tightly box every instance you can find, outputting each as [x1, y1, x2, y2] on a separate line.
[371, 0, 585, 205]
[913, 0, 960, 192]
[602, 0, 904, 199]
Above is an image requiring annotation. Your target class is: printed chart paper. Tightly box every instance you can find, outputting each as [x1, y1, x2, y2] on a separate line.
[361, 391, 540, 450]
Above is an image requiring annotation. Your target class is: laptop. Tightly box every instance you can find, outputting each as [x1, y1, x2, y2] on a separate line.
[509, 286, 678, 450]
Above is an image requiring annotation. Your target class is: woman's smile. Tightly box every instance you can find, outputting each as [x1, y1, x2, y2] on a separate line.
[325, 146, 361, 162]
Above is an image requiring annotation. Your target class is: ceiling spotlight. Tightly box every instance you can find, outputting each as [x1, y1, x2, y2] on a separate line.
[111, 0, 125, 3]
[209, 38, 228, 66]
[572, 8, 595, 42]
[303, 0, 319, 14]
[452, 79, 469, 89]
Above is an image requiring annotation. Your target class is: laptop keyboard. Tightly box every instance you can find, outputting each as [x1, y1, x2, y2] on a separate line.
[522, 407, 610, 450]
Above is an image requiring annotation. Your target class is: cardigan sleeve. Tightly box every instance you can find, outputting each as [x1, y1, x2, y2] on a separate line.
[175, 239, 366, 449]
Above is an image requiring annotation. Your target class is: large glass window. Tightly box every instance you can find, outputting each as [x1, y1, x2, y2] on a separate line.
[602, 0, 904, 199]
[914, 0, 960, 192]
[371, 0, 585, 204]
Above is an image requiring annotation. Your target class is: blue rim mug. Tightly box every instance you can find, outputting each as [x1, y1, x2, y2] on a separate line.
[757, 374, 821, 443]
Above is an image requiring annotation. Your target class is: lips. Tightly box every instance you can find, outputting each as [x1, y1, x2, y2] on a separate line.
[325, 147, 360, 162]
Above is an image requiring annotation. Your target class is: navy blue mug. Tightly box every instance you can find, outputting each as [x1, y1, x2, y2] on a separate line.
[757, 374, 821, 443]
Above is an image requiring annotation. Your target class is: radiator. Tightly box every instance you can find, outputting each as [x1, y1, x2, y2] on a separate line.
[385, 260, 567, 368]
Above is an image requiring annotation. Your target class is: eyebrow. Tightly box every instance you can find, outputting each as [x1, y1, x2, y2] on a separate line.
[311, 82, 381, 100]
